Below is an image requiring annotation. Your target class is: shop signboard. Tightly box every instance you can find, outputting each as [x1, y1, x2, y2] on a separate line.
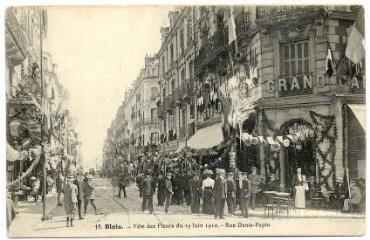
[266, 74, 366, 96]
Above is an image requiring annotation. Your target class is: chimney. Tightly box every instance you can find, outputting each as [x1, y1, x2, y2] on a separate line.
[160, 27, 170, 44]
[168, 11, 180, 28]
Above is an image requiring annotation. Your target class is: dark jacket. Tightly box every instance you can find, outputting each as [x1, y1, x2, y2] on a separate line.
[213, 177, 227, 200]
[73, 179, 85, 201]
[141, 176, 155, 196]
[189, 177, 202, 196]
[226, 178, 236, 197]
[241, 179, 251, 198]
[84, 181, 95, 200]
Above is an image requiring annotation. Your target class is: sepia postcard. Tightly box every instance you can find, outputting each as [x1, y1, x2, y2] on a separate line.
[4, 4, 366, 237]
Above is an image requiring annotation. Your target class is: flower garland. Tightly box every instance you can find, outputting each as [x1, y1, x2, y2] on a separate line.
[7, 155, 42, 189]
[309, 111, 337, 190]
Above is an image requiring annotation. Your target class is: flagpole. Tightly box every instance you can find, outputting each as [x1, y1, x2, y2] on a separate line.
[40, 8, 49, 221]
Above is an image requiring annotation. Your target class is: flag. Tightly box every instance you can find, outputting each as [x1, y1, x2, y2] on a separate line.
[325, 48, 334, 78]
[228, 7, 237, 45]
[345, 7, 365, 64]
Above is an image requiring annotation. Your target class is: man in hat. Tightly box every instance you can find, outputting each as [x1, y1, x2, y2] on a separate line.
[164, 172, 173, 213]
[189, 170, 202, 214]
[140, 170, 155, 214]
[184, 170, 192, 206]
[157, 172, 166, 206]
[226, 172, 236, 215]
[240, 172, 251, 218]
[248, 166, 261, 209]
[334, 177, 348, 210]
[342, 180, 362, 213]
[73, 172, 85, 219]
[84, 175, 98, 215]
[213, 169, 227, 219]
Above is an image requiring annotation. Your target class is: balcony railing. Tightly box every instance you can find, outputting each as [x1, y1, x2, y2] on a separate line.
[194, 29, 228, 75]
[5, 8, 29, 59]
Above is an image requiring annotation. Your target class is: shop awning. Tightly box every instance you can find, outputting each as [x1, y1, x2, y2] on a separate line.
[6, 143, 20, 162]
[348, 104, 366, 131]
[187, 123, 224, 149]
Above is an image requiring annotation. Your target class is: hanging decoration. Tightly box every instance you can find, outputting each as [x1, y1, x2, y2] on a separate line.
[309, 111, 337, 190]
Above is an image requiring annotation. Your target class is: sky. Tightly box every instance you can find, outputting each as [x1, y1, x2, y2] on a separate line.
[44, 6, 172, 169]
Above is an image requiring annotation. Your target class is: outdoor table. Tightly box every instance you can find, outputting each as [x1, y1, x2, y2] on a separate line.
[272, 192, 291, 218]
[263, 191, 278, 218]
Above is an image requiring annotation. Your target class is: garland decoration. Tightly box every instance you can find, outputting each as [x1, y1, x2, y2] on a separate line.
[309, 111, 337, 190]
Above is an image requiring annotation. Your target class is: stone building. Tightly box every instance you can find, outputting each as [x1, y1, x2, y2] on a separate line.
[234, 6, 365, 191]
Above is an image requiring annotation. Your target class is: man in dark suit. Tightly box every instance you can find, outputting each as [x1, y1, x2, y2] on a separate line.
[73, 172, 85, 219]
[118, 163, 129, 198]
[226, 172, 236, 214]
[140, 171, 155, 214]
[248, 166, 261, 209]
[157, 172, 166, 206]
[240, 172, 251, 218]
[213, 169, 227, 219]
[189, 170, 202, 214]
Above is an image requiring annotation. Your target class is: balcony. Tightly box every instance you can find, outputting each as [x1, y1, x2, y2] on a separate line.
[5, 8, 29, 65]
[134, 118, 158, 129]
[194, 29, 228, 75]
[164, 94, 175, 113]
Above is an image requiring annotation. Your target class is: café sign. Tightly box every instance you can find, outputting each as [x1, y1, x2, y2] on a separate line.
[266, 74, 365, 96]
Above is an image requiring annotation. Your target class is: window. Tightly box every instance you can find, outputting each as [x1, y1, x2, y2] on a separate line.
[187, 18, 193, 43]
[180, 28, 184, 53]
[181, 68, 185, 85]
[171, 79, 175, 91]
[161, 56, 165, 74]
[279, 40, 312, 96]
[170, 43, 174, 64]
[151, 108, 158, 124]
[150, 87, 158, 100]
[280, 41, 309, 76]
[163, 87, 166, 98]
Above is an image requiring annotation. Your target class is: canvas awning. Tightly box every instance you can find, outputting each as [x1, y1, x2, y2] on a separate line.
[187, 123, 224, 149]
[6, 143, 20, 162]
[348, 104, 366, 132]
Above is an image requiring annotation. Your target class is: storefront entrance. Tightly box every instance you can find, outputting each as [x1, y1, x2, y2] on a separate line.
[280, 119, 315, 190]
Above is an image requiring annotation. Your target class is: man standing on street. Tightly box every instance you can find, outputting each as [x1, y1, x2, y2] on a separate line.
[141, 170, 155, 214]
[226, 172, 236, 215]
[73, 172, 85, 219]
[213, 169, 227, 219]
[248, 166, 261, 209]
[157, 172, 166, 206]
[84, 175, 98, 215]
[164, 172, 173, 214]
[240, 172, 251, 218]
[189, 170, 202, 214]
[118, 163, 128, 198]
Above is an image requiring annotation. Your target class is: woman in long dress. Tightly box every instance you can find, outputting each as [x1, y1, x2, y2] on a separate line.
[202, 170, 215, 215]
[64, 177, 78, 227]
[293, 168, 306, 209]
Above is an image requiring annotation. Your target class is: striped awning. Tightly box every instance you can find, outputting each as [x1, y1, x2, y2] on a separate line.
[187, 123, 224, 149]
[348, 104, 366, 132]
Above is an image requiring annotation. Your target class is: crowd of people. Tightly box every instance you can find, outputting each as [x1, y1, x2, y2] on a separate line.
[108, 156, 366, 218]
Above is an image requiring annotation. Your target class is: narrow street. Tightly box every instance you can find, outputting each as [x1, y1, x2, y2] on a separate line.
[8, 178, 365, 237]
